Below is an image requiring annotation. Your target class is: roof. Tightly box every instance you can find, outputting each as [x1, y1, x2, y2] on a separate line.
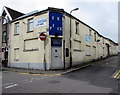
[11, 7, 118, 45]
[1, 6, 24, 20]
[12, 7, 64, 22]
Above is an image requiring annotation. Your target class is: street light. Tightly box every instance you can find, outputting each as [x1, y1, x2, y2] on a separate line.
[70, 8, 79, 14]
[70, 8, 79, 68]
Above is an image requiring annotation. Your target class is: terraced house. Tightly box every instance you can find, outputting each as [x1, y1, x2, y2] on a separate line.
[1, 7, 118, 70]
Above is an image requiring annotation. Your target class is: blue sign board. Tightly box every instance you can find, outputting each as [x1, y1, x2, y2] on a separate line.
[49, 12, 63, 36]
[86, 35, 91, 42]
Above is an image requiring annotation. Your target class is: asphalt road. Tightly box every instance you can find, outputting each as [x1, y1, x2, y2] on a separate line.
[2, 55, 120, 94]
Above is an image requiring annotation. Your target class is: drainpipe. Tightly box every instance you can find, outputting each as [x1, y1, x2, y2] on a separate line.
[44, 40, 46, 70]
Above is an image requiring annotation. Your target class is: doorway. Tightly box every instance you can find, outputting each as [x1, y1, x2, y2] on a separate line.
[51, 38, 62, 69]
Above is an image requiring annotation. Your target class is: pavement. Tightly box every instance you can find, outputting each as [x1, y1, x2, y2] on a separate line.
[2, 63, 91, 75]
[2, 55, 119, 93]
[2, 55, 118, 76]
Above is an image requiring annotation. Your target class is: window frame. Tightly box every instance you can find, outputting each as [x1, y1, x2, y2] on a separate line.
[94, 32, 97, 42]
[27, 18, 34, 33]
[86, 45, 91, 56]
[14, 22, 20, 35]
[2, 31, 7, 43]
[73, 39, 82, 52]
[75, 21, 79, 35]
[23, 38, 39, 52]
[14, 48, 19, 62]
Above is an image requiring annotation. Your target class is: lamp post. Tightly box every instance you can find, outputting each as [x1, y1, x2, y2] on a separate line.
[69, 8, 79, 68]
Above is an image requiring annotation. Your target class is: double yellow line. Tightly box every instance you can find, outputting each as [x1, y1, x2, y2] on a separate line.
[112, 70, 120, 79]
[19, 73, 61, 76]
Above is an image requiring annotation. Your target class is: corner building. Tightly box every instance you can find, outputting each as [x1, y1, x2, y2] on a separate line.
[9, 7, 118, 70]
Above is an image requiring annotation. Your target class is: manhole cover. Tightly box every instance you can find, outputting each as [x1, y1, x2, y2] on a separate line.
[48, 80, 60, 84]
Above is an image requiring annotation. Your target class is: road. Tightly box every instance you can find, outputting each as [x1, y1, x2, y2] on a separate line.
[2, 55, 120, 94]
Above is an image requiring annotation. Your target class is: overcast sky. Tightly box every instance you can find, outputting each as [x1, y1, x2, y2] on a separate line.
[0, 0, 119, 43]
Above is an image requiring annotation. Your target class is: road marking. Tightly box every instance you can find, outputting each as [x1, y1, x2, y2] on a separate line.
[19, 73, 61, 76]
[112, 70, 120, 79]
[3, 82, 13, 86]
[5, 84, 18, 89]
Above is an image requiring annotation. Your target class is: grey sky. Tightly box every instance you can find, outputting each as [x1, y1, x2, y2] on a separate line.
[0, 0, 118, 43]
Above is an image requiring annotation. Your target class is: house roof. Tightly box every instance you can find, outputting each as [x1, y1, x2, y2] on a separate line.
[1, 6, 24, 20]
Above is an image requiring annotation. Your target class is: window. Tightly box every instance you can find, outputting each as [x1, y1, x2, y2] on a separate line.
[89, 29, 92, 36]
[2, 32, 7, 43]
[94, 32, 96, 42]
[93, 46, 96, 56]
[14, 48, 19, 61]
[28, 18, 33, 32]
[24, 38, 38, 51]
[14, 23, 20, 35]
[75, 22, 79, 35]
[86, 45, 91, 56]
[73, 40, 81, 52]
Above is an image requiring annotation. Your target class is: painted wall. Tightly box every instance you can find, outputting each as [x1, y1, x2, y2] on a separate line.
[64, 14, 118, 67]
[10, 12, 50, 70]
[9, 10, 118, 70]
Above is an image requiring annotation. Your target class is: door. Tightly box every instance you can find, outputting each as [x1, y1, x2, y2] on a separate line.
[51, 38, 62, 69]
[51, 47, 62, 68]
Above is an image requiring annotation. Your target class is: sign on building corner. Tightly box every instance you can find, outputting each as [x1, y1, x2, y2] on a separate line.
[39, 32, 47, 41]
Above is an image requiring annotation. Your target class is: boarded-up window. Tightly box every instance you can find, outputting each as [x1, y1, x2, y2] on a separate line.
[73, 40, 81, 52]
[14, 48, 19, 61]
[93, 46, 96, 56]
[86, 45, 91, 56]
[24, 39, 38, 51]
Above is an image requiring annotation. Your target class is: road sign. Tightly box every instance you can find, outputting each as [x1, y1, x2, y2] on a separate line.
[39, 32, 46, 41]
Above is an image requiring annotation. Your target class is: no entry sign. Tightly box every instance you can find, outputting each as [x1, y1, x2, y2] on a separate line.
[39, 32, 46, 41]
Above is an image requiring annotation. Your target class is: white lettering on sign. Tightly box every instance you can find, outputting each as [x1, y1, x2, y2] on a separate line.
[34, 18, 46, 28]
[57, 17, 60, 20]
[52, 16, 54, 20]
[57, 27, 62, 31]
